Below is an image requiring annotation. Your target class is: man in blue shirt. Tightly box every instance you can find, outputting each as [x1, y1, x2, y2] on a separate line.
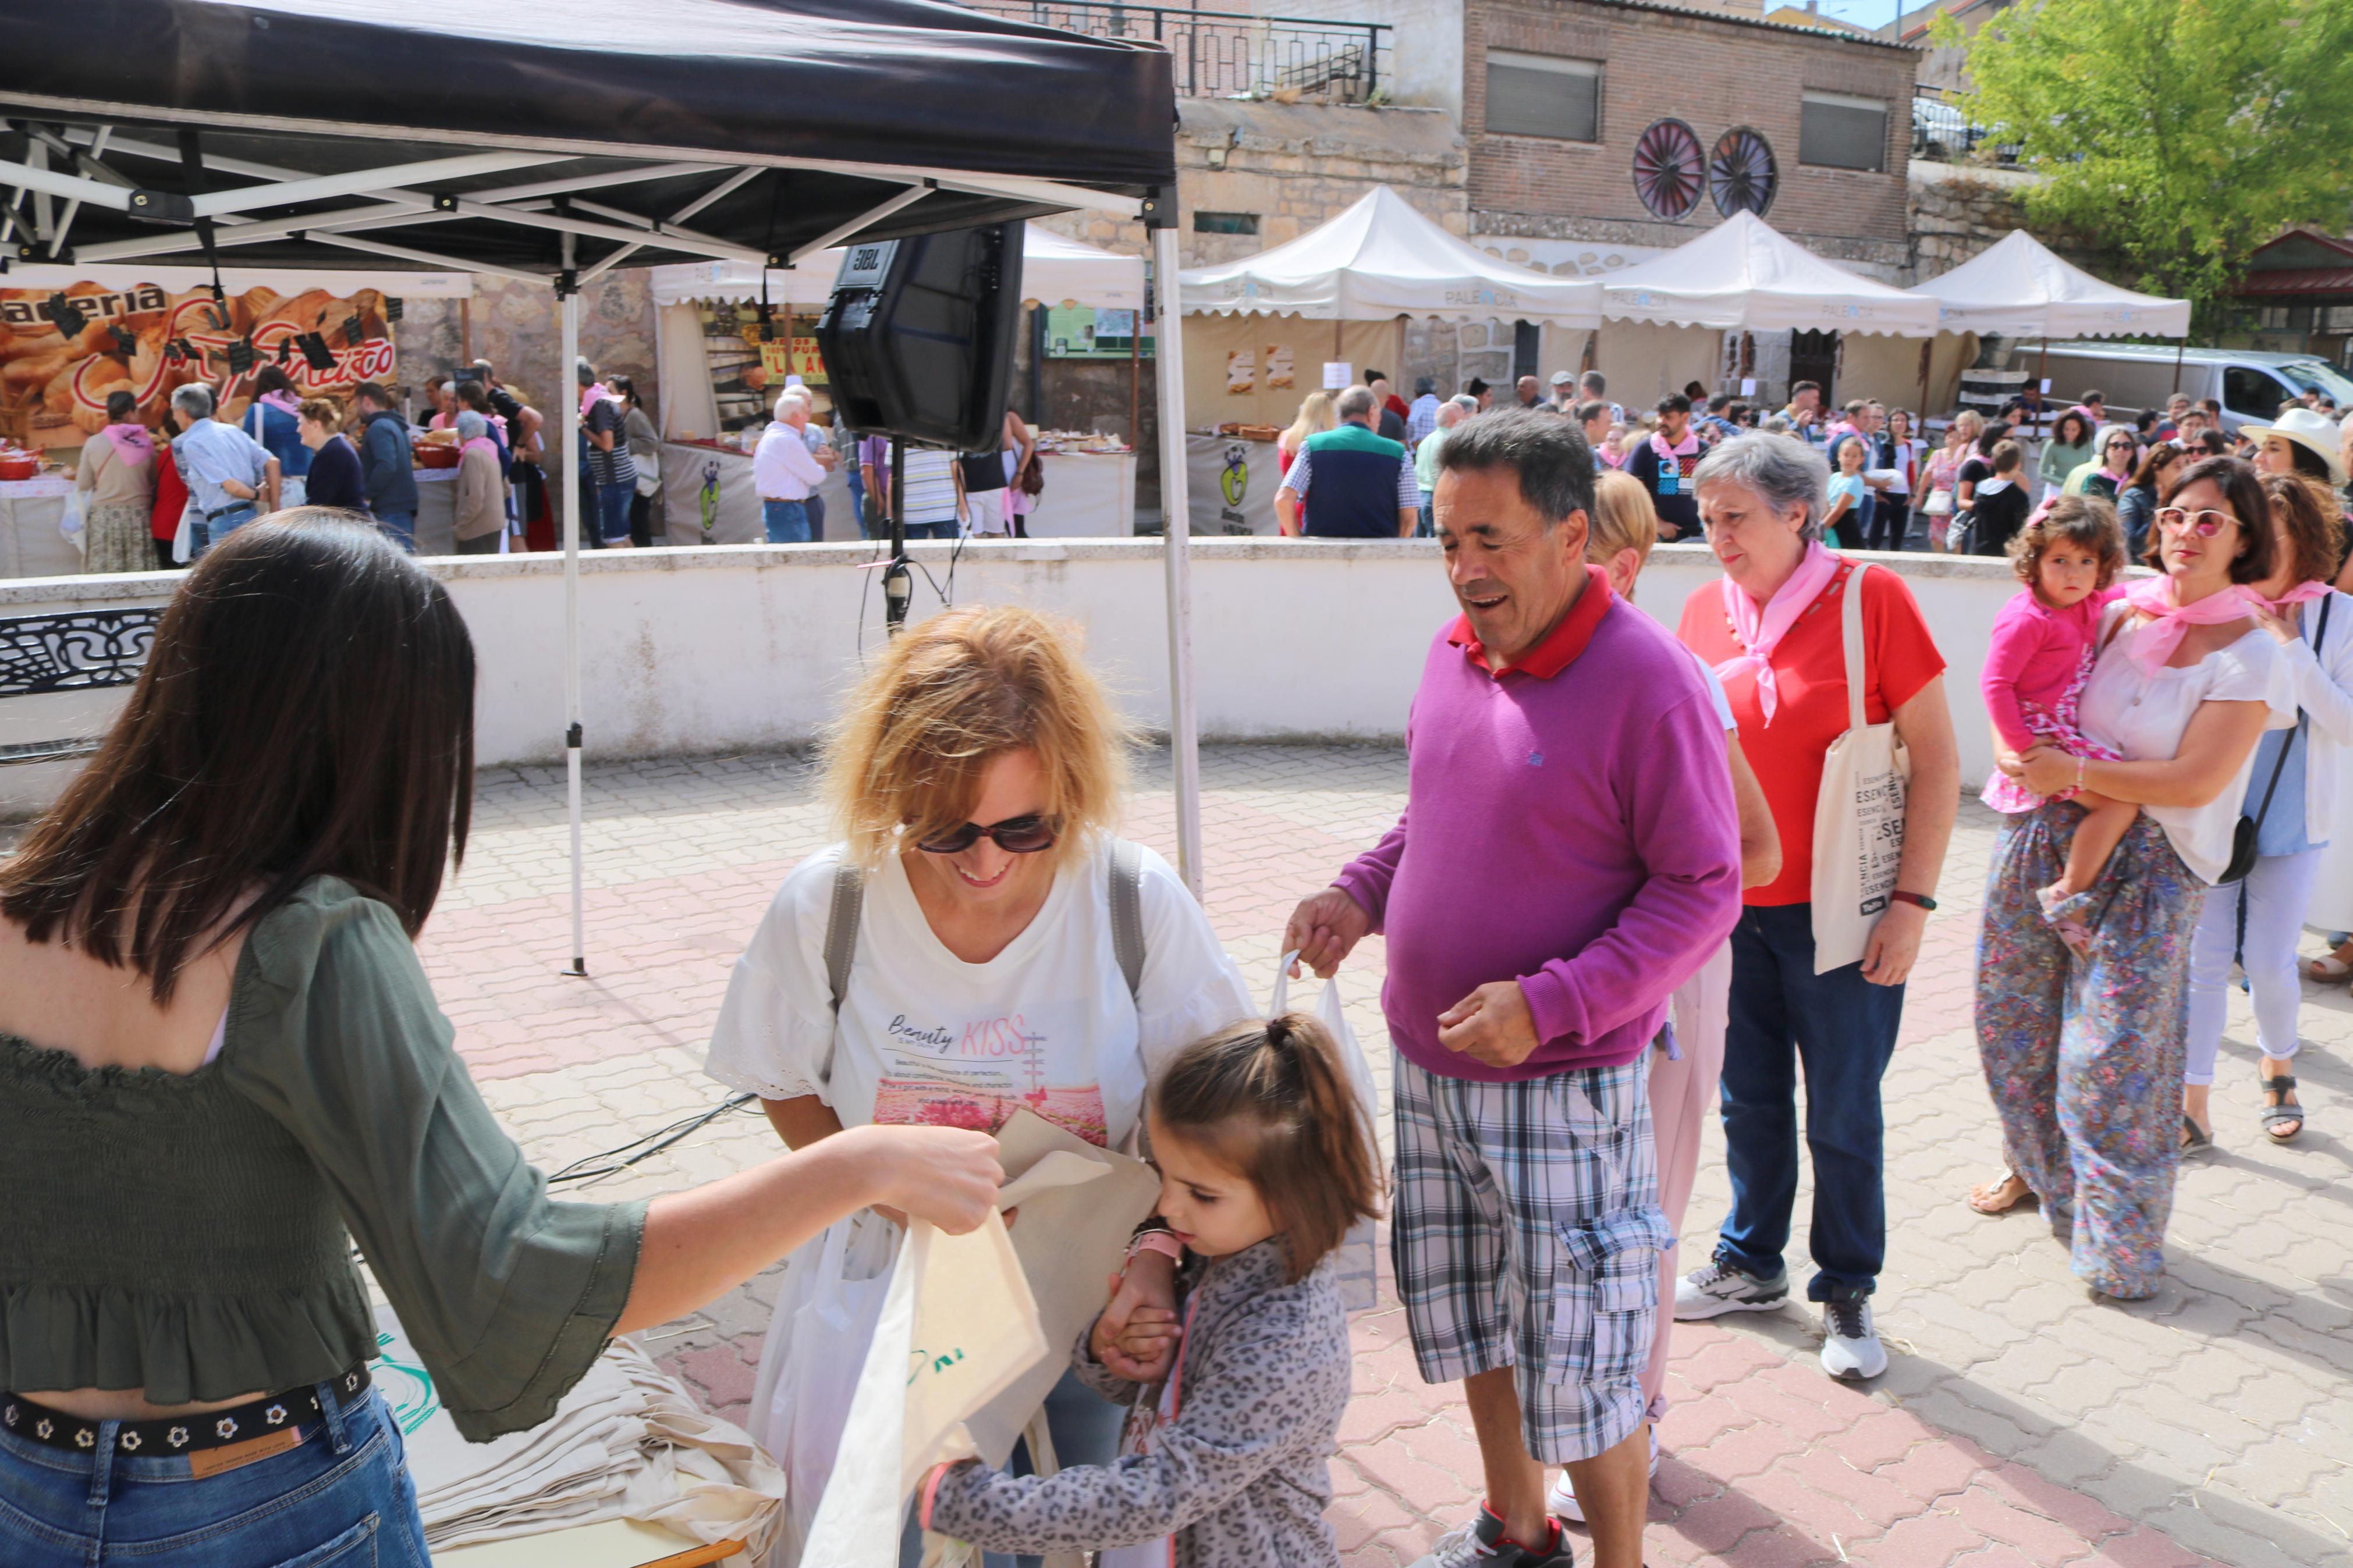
[349, 381, 419, 551]
[168, 384, 275, 558]
[1275, 385, 1418, 538]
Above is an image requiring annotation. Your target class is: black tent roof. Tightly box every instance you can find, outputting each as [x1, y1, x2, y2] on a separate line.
[0, 0, 1176, 279]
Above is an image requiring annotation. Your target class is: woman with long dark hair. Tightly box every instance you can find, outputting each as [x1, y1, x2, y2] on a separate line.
[0, 517, 1000, 1566]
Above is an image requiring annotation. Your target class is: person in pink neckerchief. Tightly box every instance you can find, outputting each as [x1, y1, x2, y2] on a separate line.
[1626, 392, 1702, 541]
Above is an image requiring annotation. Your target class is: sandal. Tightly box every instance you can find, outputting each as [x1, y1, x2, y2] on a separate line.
[1966, 1171, 2035, 1214]
[2306, 951, 2353, 983]
[2179, 1113, 2212, 1153]
[2036, 886, 2095, 958]
[2261, 1075, 2304, 1143]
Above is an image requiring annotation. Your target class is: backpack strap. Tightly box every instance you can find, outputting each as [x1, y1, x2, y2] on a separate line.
[1108, 839, 1145, 1005]
[823, 861, 865, 1016]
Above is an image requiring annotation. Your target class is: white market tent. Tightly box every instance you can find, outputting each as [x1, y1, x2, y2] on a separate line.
[1912, 229, 2190, 340]
[1180, 185, 1601, 325]
[1596, 211, 1939, 336]
[648, 222, 1144, 311]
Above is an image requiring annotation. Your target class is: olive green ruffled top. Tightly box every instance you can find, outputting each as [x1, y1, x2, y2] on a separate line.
[0, 877, 645, 1442]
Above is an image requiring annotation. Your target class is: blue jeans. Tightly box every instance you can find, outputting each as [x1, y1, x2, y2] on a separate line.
[1417, 489, 1435, 538]
[805, 492, 828, 539]
[373, 509, 415, 553]
[903, 520, 959, 541]
[197, 504, 255, 557]
[762, 498, 812, 543]
[896, 1366, 1123, 1568]
[845, 469, 866, 531]
[595, 479, 634, 545]
[1717, 902, 1906, 1300]
[0, 1385, 427, 1568]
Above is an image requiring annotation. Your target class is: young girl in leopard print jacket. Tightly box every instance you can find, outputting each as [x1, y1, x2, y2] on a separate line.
[920, 1012, 1382, 1568]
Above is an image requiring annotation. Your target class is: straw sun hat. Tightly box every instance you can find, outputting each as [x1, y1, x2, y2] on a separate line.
[2241, 406, 2348, 486]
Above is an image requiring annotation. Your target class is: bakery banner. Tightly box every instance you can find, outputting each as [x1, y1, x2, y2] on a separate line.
[0, 280, 396, 450]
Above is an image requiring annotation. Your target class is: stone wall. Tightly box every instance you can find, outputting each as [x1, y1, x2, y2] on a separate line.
[393, 271, 659, 426]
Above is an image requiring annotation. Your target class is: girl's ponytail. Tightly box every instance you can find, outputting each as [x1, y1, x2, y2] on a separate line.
[1154, 1011, 1384, 1282]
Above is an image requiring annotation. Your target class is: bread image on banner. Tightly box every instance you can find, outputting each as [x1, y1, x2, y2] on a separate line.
[0, 280, 393, 450]
[1224, 348, 1254, 396]
[1264, 344, 1294, 391]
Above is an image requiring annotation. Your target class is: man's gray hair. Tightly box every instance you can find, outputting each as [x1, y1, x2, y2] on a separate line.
[575, 356, 597, 386]
[1335, 385, 1377, 422]
[171, 383, 214, 419]
[1448, 393, 1479, 412]
[1691, 432, 1830, 540]
[1433, 407, 1595, 528]
[455, 410, 489, 442]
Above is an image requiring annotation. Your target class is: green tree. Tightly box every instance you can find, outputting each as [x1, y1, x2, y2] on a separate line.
[1943, 0, 2353, 335]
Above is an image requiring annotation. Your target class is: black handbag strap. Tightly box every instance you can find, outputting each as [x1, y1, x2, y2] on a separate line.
[2246, 595, 2330, 834]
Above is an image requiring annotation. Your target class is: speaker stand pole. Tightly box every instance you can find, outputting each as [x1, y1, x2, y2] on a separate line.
[1150, 212, 1204, 899]
[883, 440, 911, 634]
[557, 254, 587, 979]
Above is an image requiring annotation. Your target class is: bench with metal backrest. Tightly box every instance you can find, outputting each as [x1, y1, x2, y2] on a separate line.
[0, 609, 162, 765]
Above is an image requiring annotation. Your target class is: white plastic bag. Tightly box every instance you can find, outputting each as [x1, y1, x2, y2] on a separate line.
[1269, 951, 1381, 1311]
[58, 489, 85, 556]
[749, 1213, 899, 1567]
[1810, 562, 1911, 973]
[801, 1213, 1047, 1568]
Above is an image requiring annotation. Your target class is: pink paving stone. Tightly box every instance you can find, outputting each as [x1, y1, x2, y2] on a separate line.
[1943, 1548, 2053, 1568]
[663, 1343, 757, 1412]
[1708, 1376, 1849, 1442]
[1663, 1489, 1786, 1554]
[1387, 1417, 1492, 1491]
[1873, 1436, 1997, 1506]
[1657, 1392, 1757, 1451]
[1837, 1409, 1935, 1473]
[1343, 1437, 1481, 1517]
[1671, 1330, 1787, 1395]
[1328, 1483, 1424, 1555]
[1847, 1510, 1992, 1566]
[1947, 1483, 2107, 1560]
[2078, 1527, 2220, 1568]
[1681, 1420, 1811, 1484]
[1335, 1385, 1449, 1446]
[1652, 1453, 1729, 1510]
[1712, 1522, 1847, 1568]
[1980, 1460, 2141, 1543]
[1782, 1448, 1927, 1531]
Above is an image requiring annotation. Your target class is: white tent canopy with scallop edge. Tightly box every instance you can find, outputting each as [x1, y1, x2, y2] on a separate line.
[1597, 210, 1939, 337]
[1178, 185, 1602, 325]
[1912, 228, 2189, 340]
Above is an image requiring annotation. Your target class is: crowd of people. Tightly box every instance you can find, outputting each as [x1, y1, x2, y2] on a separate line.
[8, 363, 2353, 1568]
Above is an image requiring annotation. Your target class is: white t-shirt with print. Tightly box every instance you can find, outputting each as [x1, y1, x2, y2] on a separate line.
[2078, 616, 2285, 884]
[705, 837, 1253, 1150]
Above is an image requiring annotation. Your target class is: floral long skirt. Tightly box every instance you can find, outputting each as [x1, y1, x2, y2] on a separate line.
[1975, 803, 2203, 1298]
[83, 500, 154, 575]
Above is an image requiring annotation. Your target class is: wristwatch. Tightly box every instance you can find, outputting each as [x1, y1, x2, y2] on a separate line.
[1889, 890, 1937, 912]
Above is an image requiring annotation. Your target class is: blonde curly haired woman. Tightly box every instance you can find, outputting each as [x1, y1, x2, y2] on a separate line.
[705, 603, 1251, 1567]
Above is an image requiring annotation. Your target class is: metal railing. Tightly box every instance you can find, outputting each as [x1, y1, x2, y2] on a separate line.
[967, 3, 1391, 102]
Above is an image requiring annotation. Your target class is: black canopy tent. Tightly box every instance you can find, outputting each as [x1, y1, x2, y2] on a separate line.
[0, 0, 1206, 966]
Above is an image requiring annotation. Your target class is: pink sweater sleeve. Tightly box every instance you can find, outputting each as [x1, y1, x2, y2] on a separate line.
[1979, 596, 2059, 755]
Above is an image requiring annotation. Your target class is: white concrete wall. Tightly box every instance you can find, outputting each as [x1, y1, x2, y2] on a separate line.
[0, 541, 2040, 816]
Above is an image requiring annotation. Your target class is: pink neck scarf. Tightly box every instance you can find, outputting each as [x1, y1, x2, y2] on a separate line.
[579, 382, 609, 418]
[258, 389, 302, 415]
[101, 422, 153, 464]
[2121, 574, 2261, 673]
[1650, 428, 1698, 463]
[2253, 579, 2331, 618]
[460, 435, 501, 464]
[1716, 541, 1842, 724]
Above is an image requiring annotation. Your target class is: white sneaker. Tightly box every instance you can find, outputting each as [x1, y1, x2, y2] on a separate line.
[1820, 1297, 1889, 1381]
[1672, 1252, 1790, 1321]
[1545, 1428, 1661, 1523]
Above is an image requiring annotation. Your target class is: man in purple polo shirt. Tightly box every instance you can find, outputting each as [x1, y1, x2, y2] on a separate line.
[1284, 410, 1742, 1568]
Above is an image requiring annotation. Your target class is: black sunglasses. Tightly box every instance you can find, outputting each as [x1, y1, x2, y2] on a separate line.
[915, 814, 1060, 855]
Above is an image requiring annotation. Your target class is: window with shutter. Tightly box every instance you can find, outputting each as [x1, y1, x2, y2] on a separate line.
[1485, 52, 1602, 144]
[1799, 91, 1889, 172]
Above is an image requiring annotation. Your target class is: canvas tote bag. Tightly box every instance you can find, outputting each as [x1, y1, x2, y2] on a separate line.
[1809, 562, 1911, 973]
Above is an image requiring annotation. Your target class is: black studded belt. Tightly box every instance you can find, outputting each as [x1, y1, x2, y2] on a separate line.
[3, 1364, 372, 1458]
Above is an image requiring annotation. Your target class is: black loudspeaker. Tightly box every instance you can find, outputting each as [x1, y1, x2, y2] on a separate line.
[817, 222, 1023, 451]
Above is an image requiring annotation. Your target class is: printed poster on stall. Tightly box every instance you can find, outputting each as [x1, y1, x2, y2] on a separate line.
[0, 281, 396, 450]
[1042, 305, 1154, 360]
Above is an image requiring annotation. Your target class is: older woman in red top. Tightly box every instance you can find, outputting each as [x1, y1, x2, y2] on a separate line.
[1674, 434, 1959, 1384]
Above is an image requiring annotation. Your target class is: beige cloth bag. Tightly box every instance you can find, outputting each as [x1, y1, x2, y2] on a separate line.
[1809, 562, 1911, 973]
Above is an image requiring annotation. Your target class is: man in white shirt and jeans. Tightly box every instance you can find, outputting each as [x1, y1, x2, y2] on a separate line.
[754, 388, 835, 543]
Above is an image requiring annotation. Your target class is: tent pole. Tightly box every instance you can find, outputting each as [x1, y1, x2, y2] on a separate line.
[2170, 335, 2187, 399]
[559, 266, 587, 978]
[1152, 221, 1204, 899]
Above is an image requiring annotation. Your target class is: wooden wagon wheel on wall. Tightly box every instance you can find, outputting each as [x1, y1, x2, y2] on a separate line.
[1709, 126, 1779, 217]
[1632, 118, 1705, 222]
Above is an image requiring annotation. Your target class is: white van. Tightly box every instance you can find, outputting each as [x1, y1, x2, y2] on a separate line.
[2004, 343, 2353, 432]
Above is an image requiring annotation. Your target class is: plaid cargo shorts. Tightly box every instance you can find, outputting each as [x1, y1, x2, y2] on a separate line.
[1390, 1053, 1672, 1465]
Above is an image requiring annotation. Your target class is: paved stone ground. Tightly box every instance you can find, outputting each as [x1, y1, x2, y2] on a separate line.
[425, 745, 2352, 1568]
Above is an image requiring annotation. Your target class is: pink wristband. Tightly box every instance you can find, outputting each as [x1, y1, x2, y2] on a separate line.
[920, 1461, 956, 1531]
[1127, 1231, 1184, 1264]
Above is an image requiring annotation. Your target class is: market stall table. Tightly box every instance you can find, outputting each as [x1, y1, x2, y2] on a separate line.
[0, 477, 82, 578]
[1018, 442, 1136, 537]
[414, 467, 461, 556]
